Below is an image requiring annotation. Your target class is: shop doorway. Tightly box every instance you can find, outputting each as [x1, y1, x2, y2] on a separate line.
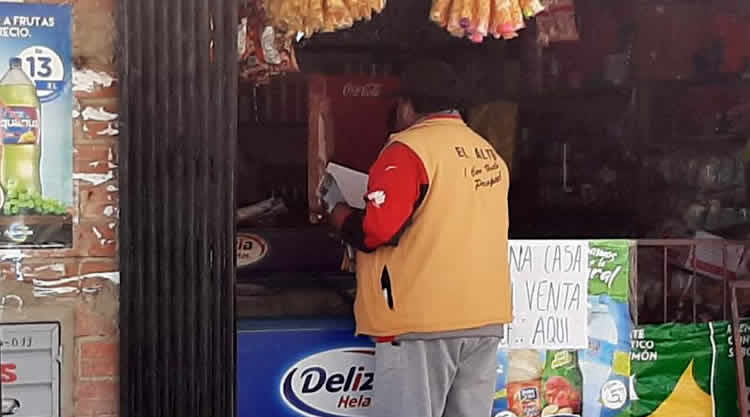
[117, 1, 238, 416]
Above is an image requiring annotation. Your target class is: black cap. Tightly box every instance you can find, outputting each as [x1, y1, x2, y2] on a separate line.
[398, 60, 462, 103]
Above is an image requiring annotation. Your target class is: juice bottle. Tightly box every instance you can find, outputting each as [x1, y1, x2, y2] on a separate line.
[0, 57, 42, 195]
[542, 350, 583, 415]
[507, 349, 544, 417]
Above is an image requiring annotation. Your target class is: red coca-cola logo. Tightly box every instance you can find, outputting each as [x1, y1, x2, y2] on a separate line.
[342, 83, 383, 97]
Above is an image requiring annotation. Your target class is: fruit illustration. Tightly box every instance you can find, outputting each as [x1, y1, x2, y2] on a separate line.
[544, 376, 581, 412]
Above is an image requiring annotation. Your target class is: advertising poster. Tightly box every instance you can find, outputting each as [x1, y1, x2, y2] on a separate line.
[236, 240, 635, 417]
[0, 4, 73, 247]
[493, 240, 633, 417]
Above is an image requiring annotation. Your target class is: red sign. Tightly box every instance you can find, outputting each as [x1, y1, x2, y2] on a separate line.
[1, 362, 17, 383]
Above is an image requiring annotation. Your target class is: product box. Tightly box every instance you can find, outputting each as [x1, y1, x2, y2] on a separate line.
[492, 241, 634, 417]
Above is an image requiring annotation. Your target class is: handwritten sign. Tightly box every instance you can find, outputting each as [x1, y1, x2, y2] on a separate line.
[507, 240, 589, 350]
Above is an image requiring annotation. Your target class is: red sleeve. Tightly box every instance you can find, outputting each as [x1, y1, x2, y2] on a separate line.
[362, 142, 429, 250]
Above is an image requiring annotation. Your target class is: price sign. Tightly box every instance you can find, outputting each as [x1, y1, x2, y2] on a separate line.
[18, 45, 65, 103]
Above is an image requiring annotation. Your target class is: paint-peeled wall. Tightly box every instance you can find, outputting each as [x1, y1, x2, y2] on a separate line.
[0, 0, 119, 416]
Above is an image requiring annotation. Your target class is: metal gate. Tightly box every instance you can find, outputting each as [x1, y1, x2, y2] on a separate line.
[117, 0, 237, 416]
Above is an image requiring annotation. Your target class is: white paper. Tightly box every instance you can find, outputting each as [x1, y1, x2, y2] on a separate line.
[507, 240, 589, 350]
[326, 162, 369, 210]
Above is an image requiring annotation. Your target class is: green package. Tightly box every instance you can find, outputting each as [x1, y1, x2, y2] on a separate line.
[542, 350, 584, 414]
[631, 321, 748, 417]
[588, 240, 632, 303]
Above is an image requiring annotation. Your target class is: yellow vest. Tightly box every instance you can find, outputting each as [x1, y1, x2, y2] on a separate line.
[354, 116, 513, 336]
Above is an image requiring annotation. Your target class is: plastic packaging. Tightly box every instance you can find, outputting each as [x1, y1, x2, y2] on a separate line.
[507, 349, 544, 417]
[536, 0, 580, 45]
[447, 0, 466, 37]
[473, 0, 491, 42]
[490, 0, 514, 39]
[239, 0, 300, 85]
[430, 0, 452, 27]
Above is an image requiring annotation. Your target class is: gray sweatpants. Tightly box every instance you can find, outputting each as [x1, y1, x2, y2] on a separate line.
[370, 336, 500, 417]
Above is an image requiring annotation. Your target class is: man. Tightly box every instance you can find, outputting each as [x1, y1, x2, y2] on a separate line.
[319, 60, 513, 417]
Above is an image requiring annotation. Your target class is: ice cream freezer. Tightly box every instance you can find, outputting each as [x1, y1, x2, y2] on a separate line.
[236, 240, 637, 417]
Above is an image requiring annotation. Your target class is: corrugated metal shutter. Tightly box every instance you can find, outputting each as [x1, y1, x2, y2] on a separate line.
[117, 0, 237, 416]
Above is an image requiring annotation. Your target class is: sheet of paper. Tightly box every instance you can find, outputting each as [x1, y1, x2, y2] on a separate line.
[326, 162, 369, 210]
[507, 240, 590, 350]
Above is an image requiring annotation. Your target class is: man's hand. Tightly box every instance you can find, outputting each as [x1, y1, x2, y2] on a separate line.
[318, 173, 346, 214]
[330, 204, 354, 232]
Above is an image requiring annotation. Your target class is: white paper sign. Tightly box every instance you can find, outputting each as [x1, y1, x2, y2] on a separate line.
[507, 240, 589, 350]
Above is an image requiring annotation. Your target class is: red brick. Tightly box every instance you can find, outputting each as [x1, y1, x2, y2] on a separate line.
[83, 120, 120, 140]
[76, 303, 117, 337]
[24, 246, 80, 258]
[80, 340, 118, 377]
[73, 9, 116, 66]
[79, 181, 119, 219]
[75, 380, 118, 416]
[74, 64, 118, 101]
[21, 259, 78, 281]
[74, 0, 115, 11]
[75, 143, 117, 174]
[77, 98, 119, 115]
[75, 220, 118, 257]
[76, 84, 119, 101]
[80, 258, 119, 275]
[0, 262, 16, 280]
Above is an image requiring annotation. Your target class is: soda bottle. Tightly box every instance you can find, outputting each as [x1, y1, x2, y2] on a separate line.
[0, 57, 42, 195]
[542, 350, 583, 415]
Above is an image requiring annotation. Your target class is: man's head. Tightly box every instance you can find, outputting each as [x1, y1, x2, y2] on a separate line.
[392, 60, 463, 131]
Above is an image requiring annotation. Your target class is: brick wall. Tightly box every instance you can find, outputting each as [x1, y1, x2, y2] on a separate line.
[1, 0, 120, 416]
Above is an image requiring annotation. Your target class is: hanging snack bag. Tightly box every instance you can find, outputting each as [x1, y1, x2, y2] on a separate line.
[536, 0, 580, 45]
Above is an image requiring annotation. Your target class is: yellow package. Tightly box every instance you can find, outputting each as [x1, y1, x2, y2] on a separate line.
[430, 0, 453, 27]
[290, 0, 308, 30]
[459, 0, 473, 29]
[475, 0, 490, 37]
[277, 0, 297, 31]
[447, 0, 465, 36]
[519, 0, 544, 17]
[368, 0, 386, 14]
[324, 0, 353, 29]
[490, 0, 512, 38]
[306, 0, 325, 34]
[508, 0, 524, 30]
[266, 0, 284, 27]
[359, 3, 373, 21]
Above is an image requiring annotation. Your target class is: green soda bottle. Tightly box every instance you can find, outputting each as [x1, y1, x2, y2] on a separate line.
[541, 350, 583, 415]
[0, 57, 42, 197]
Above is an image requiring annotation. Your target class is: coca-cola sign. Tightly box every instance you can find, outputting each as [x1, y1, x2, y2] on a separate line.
[342, 83, 383, 97]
